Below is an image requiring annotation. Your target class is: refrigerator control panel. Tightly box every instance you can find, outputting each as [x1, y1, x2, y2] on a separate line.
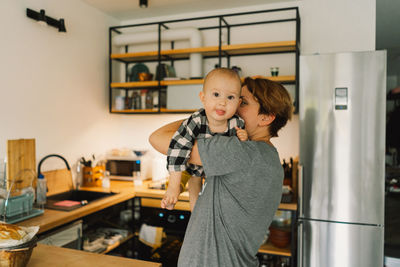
[335, 87, 348, 110]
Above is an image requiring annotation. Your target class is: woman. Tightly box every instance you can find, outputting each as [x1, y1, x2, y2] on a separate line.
[149, 77, 293, 267]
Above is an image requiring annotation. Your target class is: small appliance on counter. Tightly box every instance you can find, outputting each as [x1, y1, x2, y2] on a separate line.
[106, 156, 141, 181]
[105, 149, 149, 182]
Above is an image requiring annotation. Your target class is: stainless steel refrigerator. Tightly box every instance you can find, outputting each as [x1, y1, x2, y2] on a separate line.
[298, 51, 386, 267]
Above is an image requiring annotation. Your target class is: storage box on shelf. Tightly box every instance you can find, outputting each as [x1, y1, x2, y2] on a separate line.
[109, 7, 300, 114]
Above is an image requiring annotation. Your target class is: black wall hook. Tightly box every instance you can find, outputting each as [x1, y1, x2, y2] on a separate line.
[26, 8, 67, 32]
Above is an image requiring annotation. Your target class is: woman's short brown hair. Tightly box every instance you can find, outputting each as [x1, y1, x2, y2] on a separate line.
[242, 77, 293, 137]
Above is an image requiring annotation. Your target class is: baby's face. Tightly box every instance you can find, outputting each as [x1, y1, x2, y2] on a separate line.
[199, 75, 241, 124]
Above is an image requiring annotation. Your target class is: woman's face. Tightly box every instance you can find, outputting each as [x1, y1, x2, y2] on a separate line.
[237, 85, 261, 137]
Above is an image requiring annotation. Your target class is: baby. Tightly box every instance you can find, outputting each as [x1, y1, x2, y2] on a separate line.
[162, 68, 248, 209]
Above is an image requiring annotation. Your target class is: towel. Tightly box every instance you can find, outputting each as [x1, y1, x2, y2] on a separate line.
[139, 223, 164, 248]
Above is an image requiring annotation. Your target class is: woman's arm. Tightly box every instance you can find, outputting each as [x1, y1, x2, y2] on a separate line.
[149, 120, 202, 165]
[149, 120, 183, 155]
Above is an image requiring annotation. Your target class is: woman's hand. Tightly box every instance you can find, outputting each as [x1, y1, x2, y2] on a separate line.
[235, 127, 248, 141]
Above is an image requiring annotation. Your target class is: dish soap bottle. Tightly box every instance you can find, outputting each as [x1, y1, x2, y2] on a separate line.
[36, 174, 47, 210]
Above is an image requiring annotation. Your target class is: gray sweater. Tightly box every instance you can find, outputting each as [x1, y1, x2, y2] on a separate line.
[177, 135, 283, 267]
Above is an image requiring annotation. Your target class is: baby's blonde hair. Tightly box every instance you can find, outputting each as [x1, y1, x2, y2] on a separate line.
[203, 68, 241, 93]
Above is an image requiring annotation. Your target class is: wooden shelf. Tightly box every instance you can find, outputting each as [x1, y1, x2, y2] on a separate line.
[258, 241, 291, 257]
[111, 109, 159, 113]
[110, 79, 204, 88]
[248, 75, 295, 83]
[111, 108, 197, 114]
[101, 233, 135, 254]
[278, 202, 297, 211]
[111, 76, 295, 89]
[223, 41, 296, 55]
[111, 41, 296, 62]
[111, 81, 160, 88]
[162, 79, 204, 85]
[159, 108, 198, 113]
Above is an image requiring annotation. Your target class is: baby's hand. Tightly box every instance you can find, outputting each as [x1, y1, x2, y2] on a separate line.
[161, 198, 175, 210]
[235, 127, 248, 141]
[161, 184, 180, 210]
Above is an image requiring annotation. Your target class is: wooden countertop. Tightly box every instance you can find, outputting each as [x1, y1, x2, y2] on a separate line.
[28, 244, 161, 267]
[17, 181, 190, 234]
[17, 180, 297, 261]
[18, 180, 295, 234]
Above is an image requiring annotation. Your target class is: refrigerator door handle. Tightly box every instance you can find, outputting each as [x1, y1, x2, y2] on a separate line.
[298, 164, 303, 217]
[298, 220, 304, 267]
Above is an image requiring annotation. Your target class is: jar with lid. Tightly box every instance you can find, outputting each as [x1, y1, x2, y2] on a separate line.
[115, 95, 125, 110]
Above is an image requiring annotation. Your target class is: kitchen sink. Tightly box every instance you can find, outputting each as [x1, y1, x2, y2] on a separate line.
[45, 190, 116, 211]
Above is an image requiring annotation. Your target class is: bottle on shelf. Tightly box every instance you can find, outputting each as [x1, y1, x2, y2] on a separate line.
[133, 90, 141, 109]
[126, 91, 132, 110]
[160, 88, 167, 109]
[129, 91, 135, 109]
[141, 90, 147, 109]
[152, 90, 159, 110]
[145, 90, 153, 109]
[282, 159, 292, 186]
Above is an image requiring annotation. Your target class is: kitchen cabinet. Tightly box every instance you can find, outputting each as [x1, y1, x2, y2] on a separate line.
[108, 7, 300, 114]
[20, 180, 299, 265]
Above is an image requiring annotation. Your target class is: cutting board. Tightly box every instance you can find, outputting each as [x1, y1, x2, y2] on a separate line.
[44, 168, 74, 196]
[6, 139, 36, 193]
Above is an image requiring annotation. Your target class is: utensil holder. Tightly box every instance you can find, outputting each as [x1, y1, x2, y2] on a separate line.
[82, 166, 105, 187]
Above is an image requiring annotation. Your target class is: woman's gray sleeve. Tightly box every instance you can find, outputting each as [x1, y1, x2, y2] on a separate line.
[197, 135, 253, 177]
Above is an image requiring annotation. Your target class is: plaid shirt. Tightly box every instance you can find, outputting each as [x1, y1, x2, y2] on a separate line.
[167, 108, 245, 177]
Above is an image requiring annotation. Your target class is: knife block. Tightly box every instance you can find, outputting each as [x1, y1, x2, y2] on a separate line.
[82, 165, 105, 187]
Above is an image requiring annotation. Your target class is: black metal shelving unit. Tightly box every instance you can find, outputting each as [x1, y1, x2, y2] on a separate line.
[108, 7, 300, 115]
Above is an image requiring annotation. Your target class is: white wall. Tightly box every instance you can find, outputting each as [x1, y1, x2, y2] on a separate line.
[0, 0, 375, 177]
[299, 0, 375, 54]
[0, 0, 186, 175]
